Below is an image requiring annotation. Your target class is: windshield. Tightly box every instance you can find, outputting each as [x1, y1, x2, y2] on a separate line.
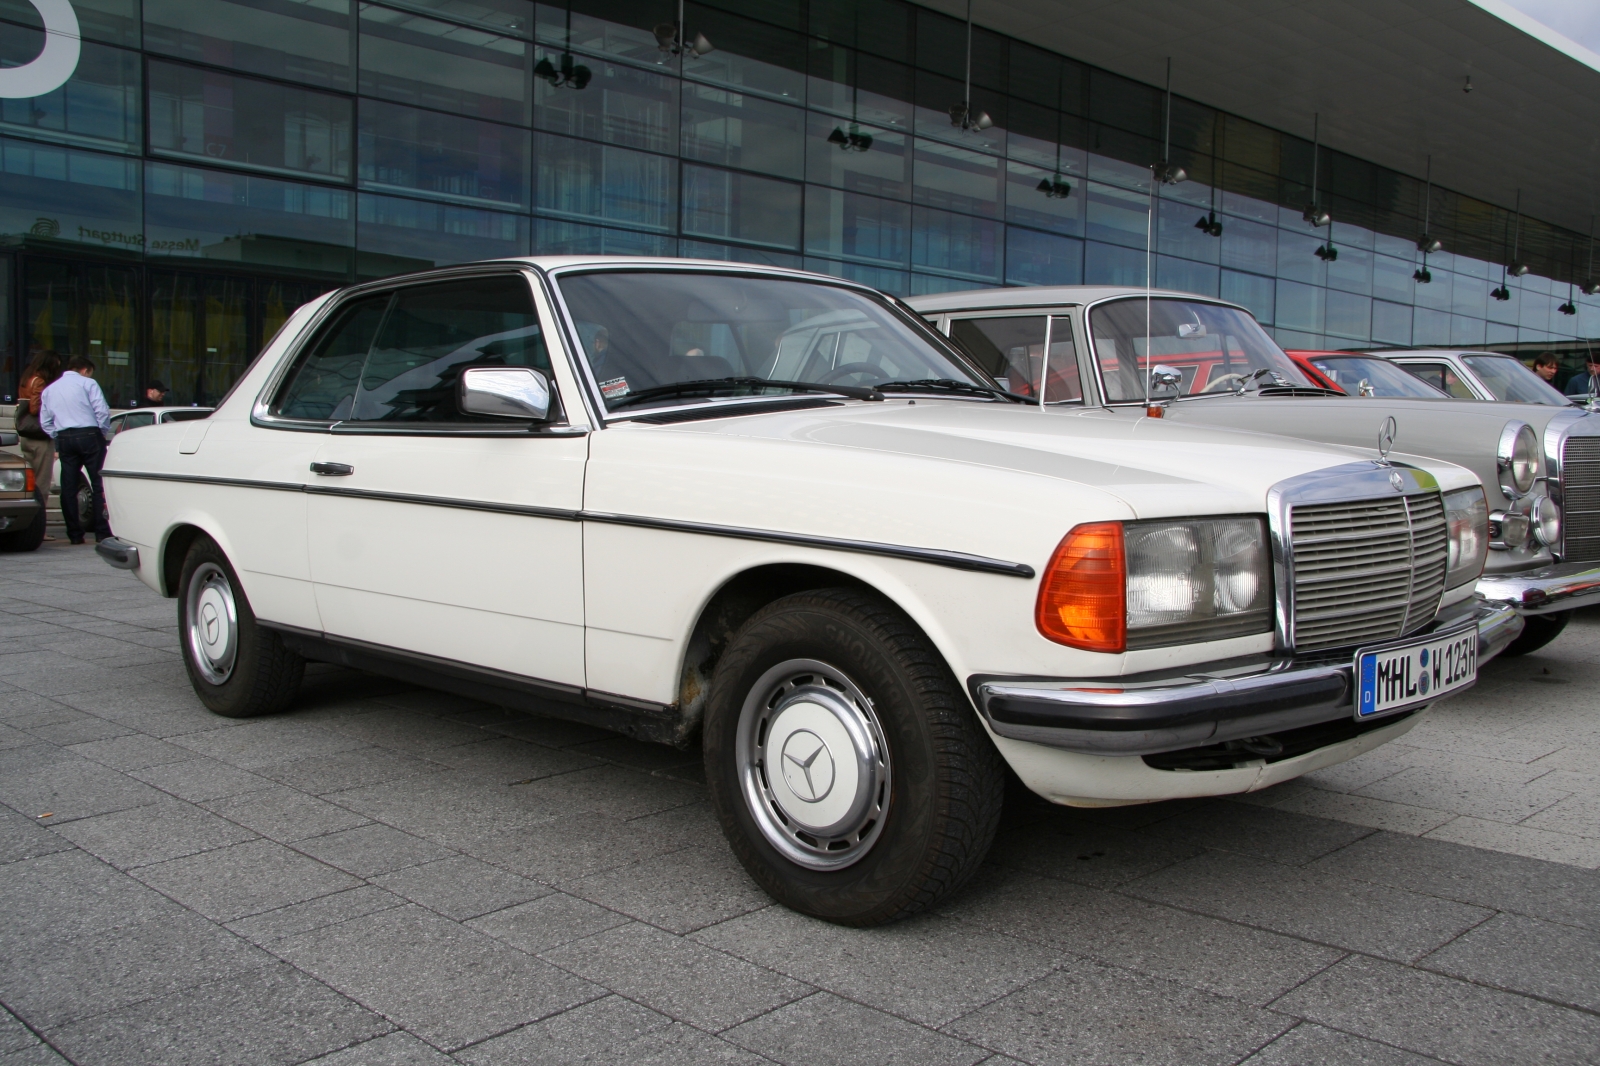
[1462, 354, 1571, 405]
[1307, 355, 1447, 398]
[557, 271, 985, 413]
[1088, 298, 1312, 402]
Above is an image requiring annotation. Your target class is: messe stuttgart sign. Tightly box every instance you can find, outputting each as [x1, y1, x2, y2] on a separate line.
[0, 0, 81, 99]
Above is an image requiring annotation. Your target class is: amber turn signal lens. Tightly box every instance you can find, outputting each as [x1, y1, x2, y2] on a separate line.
[1036, 522, 1125, 652]
[24, 468, 35, 494]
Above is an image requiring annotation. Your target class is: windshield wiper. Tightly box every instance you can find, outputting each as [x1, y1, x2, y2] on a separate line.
[874, 379, 1029, 402]
[607, 377, 882, 410]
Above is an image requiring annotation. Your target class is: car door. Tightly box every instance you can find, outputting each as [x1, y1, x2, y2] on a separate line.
[1399, 360, 1481, 399]
[294, 271, 591, 687]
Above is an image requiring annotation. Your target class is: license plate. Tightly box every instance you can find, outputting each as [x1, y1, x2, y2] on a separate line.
[1355, 626, 1477, 720]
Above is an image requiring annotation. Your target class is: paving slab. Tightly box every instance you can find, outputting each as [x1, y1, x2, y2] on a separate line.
[453, 994, 672, 1066]
[372, 855, 550, 920]
[1419, 911, 1600, 1012]
[52, 799, 257, 869]
[724, 991, 989, 1066]
[133, 837, 363, 922]
[563, 845, 770, 934]
[466, 892, 632, 955]
[293, 823, 456, 879]
[1239, 1023, 1447, 1065]
[1273, 954, 1600, 1066]
[202, 786, 372, 842]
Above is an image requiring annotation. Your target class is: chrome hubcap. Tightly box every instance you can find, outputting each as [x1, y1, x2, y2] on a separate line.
[186, 562, 238, 685]
[737, 659, 890, 870]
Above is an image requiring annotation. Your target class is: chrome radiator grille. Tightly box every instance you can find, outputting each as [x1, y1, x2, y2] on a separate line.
[1289, 492, 1448, 652]
[1561, 436, 1600, 562]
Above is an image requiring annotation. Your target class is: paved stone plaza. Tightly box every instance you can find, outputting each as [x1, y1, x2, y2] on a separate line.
[2, 543, 1599, 1066]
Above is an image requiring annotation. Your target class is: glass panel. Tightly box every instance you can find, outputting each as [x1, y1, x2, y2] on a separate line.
[535, 54, 677, 154]
[1403, 361, 1473, 398]
[1325, 289, 1371, 341]
[262, 279, 333, 343]
[352, 275, 551, 421]
[1084, 180, 1147, 249]
[805, 113, 909, 201]
[360, 4, 529, 124]
[1413, 306, 1451, 346]
[679, 239, 801, 267]
[682, 164, 801, 249]
[1004, 161, 1082, 237]
[911, 205, 998, 281]
[148, 61, 353, 182]
[1370, 299, 1411, 345]
[803, 256, 908, 296]
[357, 192, 529, 278]
[360, 99, 528, 208]
[552, 0, 674, 69]
[1221, 270, 1274, 326]
[681, 82, 802, 178]
[681, 4, 805, 102]
[149, 272, 254, 406]
[1156, 196, 1217, 265]
[534, 216, 675, 254]
[804, 185, 908, 266]
[0, 256, 10, 393]
[534, 132, 675, 232]
[1462, 354, 1570, 404]
[809, 0, 910, 62]
[913, 138, 999, 219]
[1089, 297, 1311, 403]
[0, 137, 141, 254]
[273, 293, 390, 419]
[1372, 253, 1414, 304]
[556, 269, 982, 411]
[913, 70, 1004, 156]
[1304, 355, 1447, 398]
[1156, 256, 1218, 298]
[144, 0, 352, 90]
[948, 315, 1080, 401]
[806, 45, 912, 131]
[1275, 278, 1324, 335]
[1325, 241, 1372, 295]
[144, 161, 354, 278]
[0, 39, 140, 153]
[1005, 227, 1082, 287]
[23, 259, 141, 406]
[0, 0, 140, 47]
[385, 0, 535, 36]
[1451, 314, 1485, 347]
[1084, 239, 1144, 287]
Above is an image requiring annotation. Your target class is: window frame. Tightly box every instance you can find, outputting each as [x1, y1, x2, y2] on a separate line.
[251, 264, 590, 437]
[942, 310, 1085, 405]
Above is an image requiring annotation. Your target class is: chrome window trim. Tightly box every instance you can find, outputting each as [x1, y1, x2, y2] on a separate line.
[1265, 461, 1443, 653]
[249, 264, 586, 435]
[540, 262, 996, 425]
[1543, 407, 1600, 560]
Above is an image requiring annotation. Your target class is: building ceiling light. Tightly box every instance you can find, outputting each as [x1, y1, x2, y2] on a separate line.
[1303, 205, 1330, 227]
[1194, 211, 1222, 237]
[1315, 242, 1338, 261]
[1559, 300, 1577, 315]
[948, 101, 992, 131]
[829, 124, 872, 152]
[1417, 235, 1442, 254]
[1413, 267, 1433, 283]
[1582, 281, 1599, 296]
[1491, 284, 1511, 301]
[1510, 262, 1531, 277]
[1037, 176, 1072, 198]
[535, 52, 591, 89]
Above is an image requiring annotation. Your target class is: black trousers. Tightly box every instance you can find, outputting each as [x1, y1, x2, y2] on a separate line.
[55, 427, 111, 541]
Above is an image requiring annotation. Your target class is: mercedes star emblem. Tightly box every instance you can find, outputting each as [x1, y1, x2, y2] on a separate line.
[1377, 416, 1397, 461]
[780, 729, 835, 802]
[201, 604, 218, 642]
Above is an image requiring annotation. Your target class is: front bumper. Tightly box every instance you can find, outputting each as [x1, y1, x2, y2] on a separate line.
[1477, 560, 1600, 616]
[0, 496, 41, 532]
[970, 599, 1521, 757]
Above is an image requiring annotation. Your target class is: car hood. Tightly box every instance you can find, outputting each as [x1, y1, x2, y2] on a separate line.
[614, 398, 1438, 519]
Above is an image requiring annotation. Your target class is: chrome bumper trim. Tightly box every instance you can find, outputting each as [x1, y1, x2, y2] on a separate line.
[95, 537, 140, 570]
[1477, 561, 1600, 616]
[971, 601, 1520, 755]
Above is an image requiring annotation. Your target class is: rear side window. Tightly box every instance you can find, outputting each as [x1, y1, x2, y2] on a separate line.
[948, 315, 1081, 402]
[272, 295, 390, 420]
[1403, 362, 1474, 399]
[351, 276, 551, 422]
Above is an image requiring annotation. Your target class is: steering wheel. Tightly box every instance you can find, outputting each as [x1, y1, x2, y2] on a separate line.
[1203, 372, 1247, 393]
[819, 362, 886, 385]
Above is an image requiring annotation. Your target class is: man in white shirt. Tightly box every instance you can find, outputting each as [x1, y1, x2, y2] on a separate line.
[40, 355, 113, 544]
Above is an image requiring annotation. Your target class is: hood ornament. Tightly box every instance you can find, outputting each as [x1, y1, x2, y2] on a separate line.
[1376, 416, 1397, 463]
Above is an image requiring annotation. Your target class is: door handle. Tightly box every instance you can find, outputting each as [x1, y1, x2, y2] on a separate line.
[309, 462, 354, 476]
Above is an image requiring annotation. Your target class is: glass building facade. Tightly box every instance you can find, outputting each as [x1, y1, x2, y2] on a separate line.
[2, 0, 1598, 407]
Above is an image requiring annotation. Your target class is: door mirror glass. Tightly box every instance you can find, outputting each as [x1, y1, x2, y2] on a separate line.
[459, 366, 552, 421]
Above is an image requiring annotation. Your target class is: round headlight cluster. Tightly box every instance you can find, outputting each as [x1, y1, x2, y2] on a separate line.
[1496, 421, 1539, 498]
[1532, 494, 1562, 548]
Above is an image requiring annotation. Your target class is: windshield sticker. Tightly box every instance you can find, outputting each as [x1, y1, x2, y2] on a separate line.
[599, 376, 630, 400]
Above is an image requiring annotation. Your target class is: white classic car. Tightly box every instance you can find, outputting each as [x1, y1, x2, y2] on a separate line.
[97, 259, 1519, 924]
[910, 286, 1600, 659]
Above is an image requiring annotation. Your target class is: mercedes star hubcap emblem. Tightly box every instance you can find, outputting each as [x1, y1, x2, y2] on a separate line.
[201, 603, 218, 642]
[780, 729, 835, 802]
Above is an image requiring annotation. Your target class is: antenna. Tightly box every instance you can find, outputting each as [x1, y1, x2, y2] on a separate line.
[1145, 161, 1156, 411]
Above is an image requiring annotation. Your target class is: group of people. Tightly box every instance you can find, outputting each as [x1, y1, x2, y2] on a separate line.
[1530, 352, 1600, 398]
[15, 350, 115, 544]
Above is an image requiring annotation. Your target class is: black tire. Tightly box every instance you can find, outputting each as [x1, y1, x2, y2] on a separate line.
[703, 587, 1004, 926]
[1501, 610, 1571, 657]
[178, 535, 304, 717]
[0, 502, 46, 552]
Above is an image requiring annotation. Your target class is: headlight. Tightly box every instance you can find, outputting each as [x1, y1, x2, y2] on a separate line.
[1532, 494, 1561, 548]
[1444, 487, 1488, 586]
[1036, 517, 1272, 652]
[1496, 421, 1539, 498]
[0, 469, 26, 493]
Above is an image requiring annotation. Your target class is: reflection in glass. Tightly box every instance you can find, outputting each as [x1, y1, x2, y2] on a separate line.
[913, 138, 999, 218]
[534, 216, 675, 255]
[24, 258, 141, 405]
[535, 54, 677, 153]
[0, 40, 140, 152]
[143, 0, 352, 90]
[911, 205, 997, 281]
[1090, 297, 1310, 403]
[948, 315, 1080, 400]
[806, 113, 907, 200]
[148, 62, 352, 182]
[144, 161, 354, 276]
[149, 272, 252, 405]
[536, 133, 674, 231]
[1305, 354, 1445, 398]
[360, 98, 527, 207]
[1005, 228, 1081, 287]
[682, 164, 801, 249]
[682, 4, 805, 101]
[357, 192, 528, 277]
[0, 137, 141, 252]
[804, 185, 908, 265]
[360, 5, 529, 124]
[681, 83, 803, 177]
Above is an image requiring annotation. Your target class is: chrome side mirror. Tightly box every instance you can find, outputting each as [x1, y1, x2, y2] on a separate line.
[459, 366, 552, 421]
[1149, 365, 1183, 392]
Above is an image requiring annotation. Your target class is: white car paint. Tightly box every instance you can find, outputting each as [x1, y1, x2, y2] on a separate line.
[102, 260, 1488, 807]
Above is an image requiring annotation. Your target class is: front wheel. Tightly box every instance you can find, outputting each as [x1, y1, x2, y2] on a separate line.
[178, 535, 304, 717]
[1501, 610, 1571, 657]
[703, 588, 1004, 925]
[0, 503, 46, 552]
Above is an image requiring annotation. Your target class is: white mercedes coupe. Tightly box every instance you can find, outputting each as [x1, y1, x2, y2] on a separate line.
[96, 258, 1518, 924]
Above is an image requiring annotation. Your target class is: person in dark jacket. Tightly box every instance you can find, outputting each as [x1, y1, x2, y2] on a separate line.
[1564, 353, 1600, 398]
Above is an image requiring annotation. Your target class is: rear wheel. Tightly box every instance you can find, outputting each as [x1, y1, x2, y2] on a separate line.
[703, 588, 1004, 925]
[178, 536, 304, 717]
[1501, 610, 1571, 657]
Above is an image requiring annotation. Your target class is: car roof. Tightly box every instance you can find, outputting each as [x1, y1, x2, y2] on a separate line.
[119, 406, 214, 416]
[368, 255, 869, 289]
[903, 285, 1241, 313]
